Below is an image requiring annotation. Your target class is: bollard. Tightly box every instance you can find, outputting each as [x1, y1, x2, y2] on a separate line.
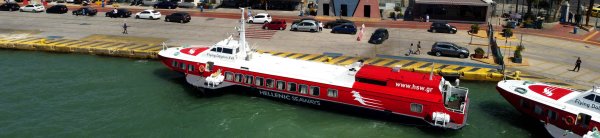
[574, 26, 578, 34]
[514, 71, 521, 80]
[40, 38, 46, 44]
[326, 57, 332, 63]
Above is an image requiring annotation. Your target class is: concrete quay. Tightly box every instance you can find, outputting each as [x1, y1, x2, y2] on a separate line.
[0, 10, 598, 89]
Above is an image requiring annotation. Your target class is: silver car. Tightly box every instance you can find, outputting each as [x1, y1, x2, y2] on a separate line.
[291, 21, 319, 32]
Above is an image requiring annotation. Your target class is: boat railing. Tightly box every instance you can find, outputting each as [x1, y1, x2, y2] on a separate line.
[445, 86, 469, 113]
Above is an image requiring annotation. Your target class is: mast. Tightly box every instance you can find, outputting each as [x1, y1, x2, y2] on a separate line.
[239, 8, 246, 54]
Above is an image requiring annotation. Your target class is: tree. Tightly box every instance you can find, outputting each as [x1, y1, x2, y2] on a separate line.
[527, 0, 539, 14]
[586, 0, 596, 26]
[552, 0, 565, 22]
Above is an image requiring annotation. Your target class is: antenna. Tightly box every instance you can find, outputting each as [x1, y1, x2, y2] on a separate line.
[162, 42, 167, 51]
[429, 62, 435, 80]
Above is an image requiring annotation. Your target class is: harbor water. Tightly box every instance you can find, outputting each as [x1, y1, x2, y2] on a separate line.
[0, 50, 551, 137]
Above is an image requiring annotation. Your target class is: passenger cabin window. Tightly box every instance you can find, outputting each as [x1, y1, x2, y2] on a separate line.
[234, 74, 243, 82]
[187, 64, 194, 72]
[255, 77, 264, 86]
[299, 84, 308, 94]
[355, 78, 386, 86]
[180, 63, 186, 70]
[327, 89, 338, 98]
[245, 75, 253, 84]
[410, 103, 423, 113]
[520, 99, 530, 109]
[171, 61, 178, 67]
[287, 83, 297, 92]
[310, 86, 320, 96]
[577, 113, 592, 128]
[266, 79, 274, 88]
[276, 80, 285, 90]
[547, 110, 558, 121]
[225, 72, 233, 81]
[534, 104, 543, 115]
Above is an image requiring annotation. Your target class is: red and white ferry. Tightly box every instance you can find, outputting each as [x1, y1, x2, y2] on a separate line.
[158, 8, 470, 129]
[497, 80, 600, 137]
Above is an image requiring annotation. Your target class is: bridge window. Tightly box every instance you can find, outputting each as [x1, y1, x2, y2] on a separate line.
[356, 78, 386, 86]
[266, 79, 274, 88]
[299, 84, 308, 94]
[187, 64, 194, 72]
[287, 82, 297, 92]
[327, 89, 338, 98]
[255, 77, 264, 86]
[276, 80, 286, 90]
[245, 75, 253, 84]
[225, 72, 233, 81]
[234, 74, 243, 83]
[310, 86, 320, 96]
[222, 48, 233, 54]
[584, 94, 595, 101]
[410, 103, 423, 113]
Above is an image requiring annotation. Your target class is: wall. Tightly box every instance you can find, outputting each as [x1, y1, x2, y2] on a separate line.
[331, 0, 359, 16]
[354, 0, 381, 18]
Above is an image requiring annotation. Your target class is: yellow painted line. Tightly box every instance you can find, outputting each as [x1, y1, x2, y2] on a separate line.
[583, 31, 599, 41]
[93, 42, 125, 49]
[286, 53, 305, 59]
[393, 60, 413, 67]
[45, 39, 70, 45]
[57, 40, 86, 46]
[53, 40, 80, 46]
[132, 45, 155, 51]
[72, 41, 100, 47]
[138, 45, 160, 51]
[404, 61, 427, 69]
[20, 38, 45, 44]
[370, 59, 394, 66]
[336, 57, 360, 65]
[8, 37, 39, 43]
[119, 43, 148, 50]
[86, 41, 117, 48]
[296, 54, 316, 60]
[103, 43, 130, 50]
[144, 47, 163, 52]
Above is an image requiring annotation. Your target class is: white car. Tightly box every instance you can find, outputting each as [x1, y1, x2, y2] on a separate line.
[20, 4, 45, 12]
[247, 13, 271, 24]
[135, 10, 161, 20]
[65, 0, 74, 3]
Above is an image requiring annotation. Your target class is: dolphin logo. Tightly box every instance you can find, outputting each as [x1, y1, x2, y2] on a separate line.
[351, 91, 382, 108]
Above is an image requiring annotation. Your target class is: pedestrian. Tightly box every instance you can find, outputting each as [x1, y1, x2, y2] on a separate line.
[199, 3, 204, 12]
[568, 12, 573, 24]
[408, 43, 414, 55]
[392, 12, 397, 21]
[572, 57, 582, 72]
[416, 41, 421, 55]
[425, 14, 429, 22]
[122, 22, 128, 34]
[247, 7, 252, 18]
[318, 21, 323, 31]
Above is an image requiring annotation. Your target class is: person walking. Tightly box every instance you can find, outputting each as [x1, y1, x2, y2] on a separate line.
[416, 41, 421, 55]
[122, 22, 128, 34]
[572, 57, 582, 72]
[425, 14, 429, 22]
[568, 12, 574, 24]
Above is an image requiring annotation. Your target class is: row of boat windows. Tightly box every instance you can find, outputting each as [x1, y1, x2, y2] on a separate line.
[521, 99, 592, 128]
[224, 72, 339, 98]
[172, 61, 196, 72]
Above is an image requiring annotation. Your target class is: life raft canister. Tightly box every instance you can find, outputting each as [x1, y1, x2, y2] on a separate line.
[198, 64, 205, 72]
[565, 116, 576, 126]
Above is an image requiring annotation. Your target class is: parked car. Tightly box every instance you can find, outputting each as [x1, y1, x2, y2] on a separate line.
[290, 20, 319, 32]
[72, 7, 97, 16]
[368, 28, 389, 44]
[0, 3, 20, 11]
[292, 17, 317, 25]
[331, 23, 357, 34]
[263, 20, 287, 30]
[153, 1, 177, 9]
[430, 42, 470, 58]
[135, 9, 161, 19]
[177, 2, 195, 8]
[324, 19, 352, 28]
[46, 5, 68, 14]
[165, 12, 190, 23]
[247, 13, 271, 24]
[65, 0, 75, 3]
[19, 4, 45, 12]
[106, 8, 132, 18]
[429, 22, 457, 34]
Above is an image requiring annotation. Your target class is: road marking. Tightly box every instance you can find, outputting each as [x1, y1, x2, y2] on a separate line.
[583, 31, 599, 41]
